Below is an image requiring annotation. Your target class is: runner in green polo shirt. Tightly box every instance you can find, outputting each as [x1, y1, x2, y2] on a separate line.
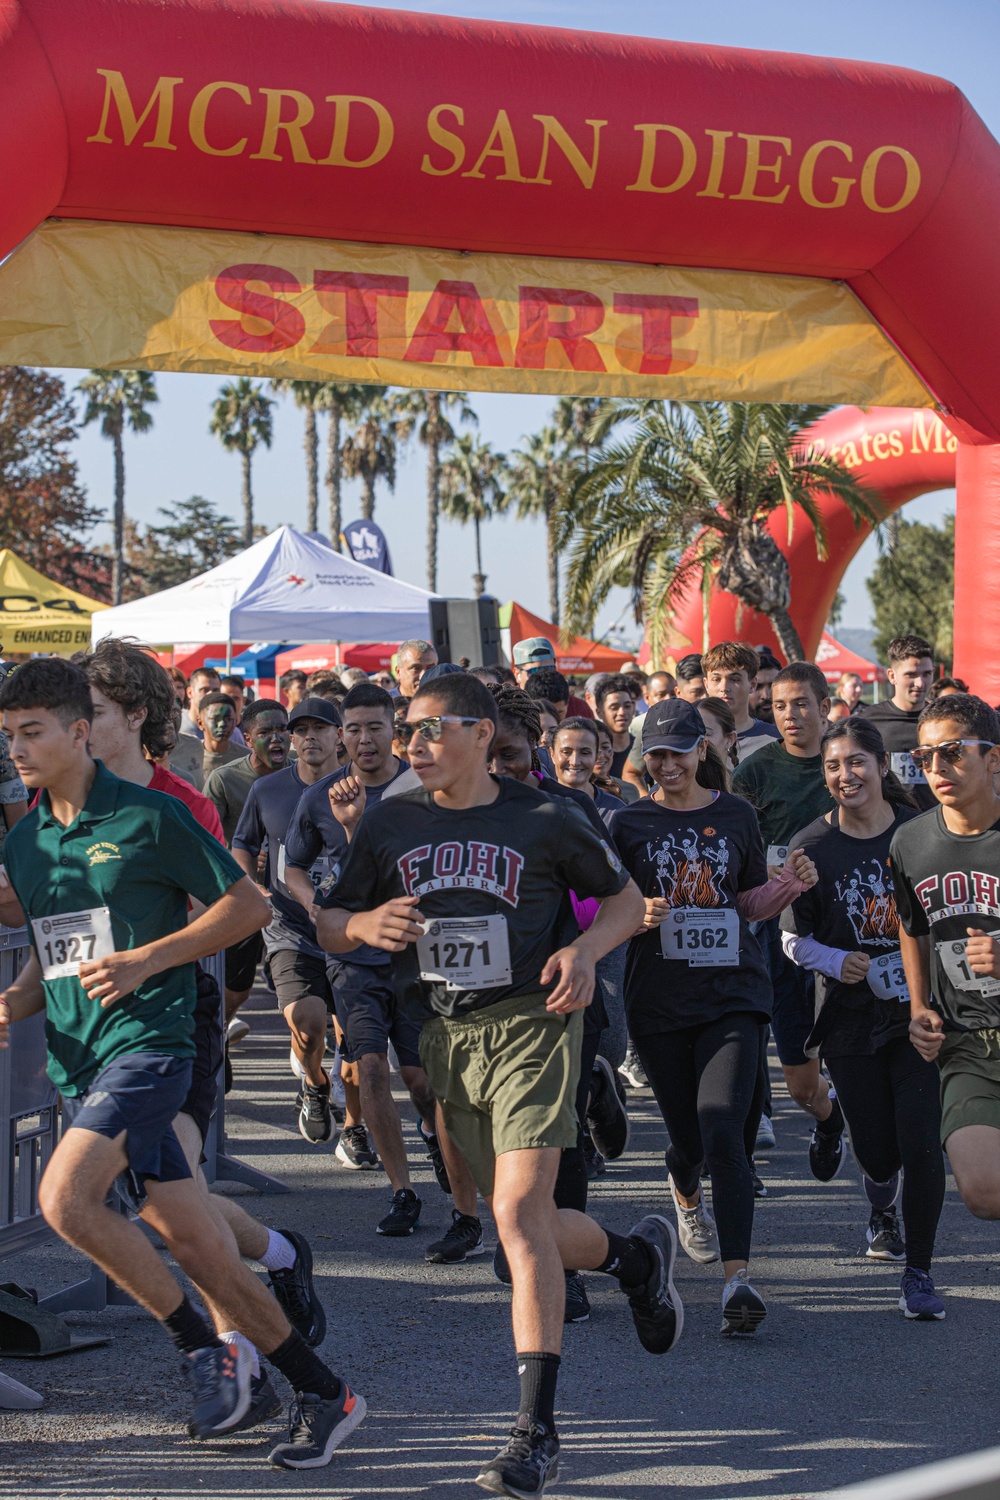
[0, 659, 367, 1470]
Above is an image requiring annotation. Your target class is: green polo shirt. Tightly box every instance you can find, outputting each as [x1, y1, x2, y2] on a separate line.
[4, 760, 244, 1096]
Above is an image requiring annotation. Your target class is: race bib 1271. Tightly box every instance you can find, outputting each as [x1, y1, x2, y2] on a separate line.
[417, 914, 512, 990]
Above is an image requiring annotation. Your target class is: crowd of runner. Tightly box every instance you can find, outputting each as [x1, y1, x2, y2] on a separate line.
[1, 627, 999, 1497]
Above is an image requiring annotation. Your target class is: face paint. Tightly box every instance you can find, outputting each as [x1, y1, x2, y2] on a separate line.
[205, 707, 235, 741]
[252, 713, 290, 769]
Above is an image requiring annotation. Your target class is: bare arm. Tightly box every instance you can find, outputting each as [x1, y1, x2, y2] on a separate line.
[0, 866, 25, 929]
[899, 928, 942, 1060]
[285, 865, 319, 921]
[79, 877, 270, 1008]
[2, 801, 26, 832]
[620, 759, 648, 794]
[0, 952, 44, 1047]
[316, 895, 425, 955]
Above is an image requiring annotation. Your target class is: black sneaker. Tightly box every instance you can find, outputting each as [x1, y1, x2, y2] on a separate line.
[299, 1080, 333, 1145]
[476, 1416, 560, 1497]
[419, 1121, 453, 1195]
[223, 1367, 282, 1434]
[587, 1056, 630, 1160]
[583, 1135, 606, 1179]
[720, 1269, 767, 1335]
[185, 1342, 252, 1438]
[564, 1271, 590, 1324]
[621, 1215, 684, 1355]
[749, 1158, 768, 1198]
[266, 1228, 327, 1348]
[268, 1383, 367, 1469]
[867, 1207, 906, 1262]
[809, 1122, 845, 1182]
[377, 1188, 422, 1236]
[620, 1048, 648, 1090]
[494, 1240, 512, 1285]
[335, 1125, 380, 1170]
[426, 1211, 484, 1264]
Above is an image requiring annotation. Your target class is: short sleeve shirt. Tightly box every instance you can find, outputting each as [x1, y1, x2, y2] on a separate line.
[3, 761, 244, 1095]
[319, 776, 628, 1017]
[860, 701, 934, 810]
[232, 765, 324, 959]
[732, 739, 835, 850]
[204, 755, 266, 846]
[608, 791, 771, 1033]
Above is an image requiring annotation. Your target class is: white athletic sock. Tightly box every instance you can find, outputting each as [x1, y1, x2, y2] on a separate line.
[257, 1229, 297, 1272]
[219, 1330, 260, 1378]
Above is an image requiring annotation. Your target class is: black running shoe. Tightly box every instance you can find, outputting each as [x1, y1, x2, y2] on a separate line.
[266, 1228, 327, 1348]
[621, 1215, 684, 1355]
[299, 1080, 333, 1144]
[377, 1188, 422, 1236]
[223, 1367, 282, 1434]
[587, 1056, 630, 1160]
[476, 1416, 560, 1497]
[583, 1135, 606, 1179]
[186, 1342, 252, 1438]
[867, 1207, 906, 1262]
[426, 1211, 484, 1264]
[749, 1158, 768, 1198]
[268, 1384, 367, 1469]
[335, 1125, 380, 1170]
[720, 1269, 767, 1335]
[493, 1240, 512, 1285]
[809, 1123, 845, 1182]
[419, 1121, 453, 1195]
[564, 1271, 590, 1324]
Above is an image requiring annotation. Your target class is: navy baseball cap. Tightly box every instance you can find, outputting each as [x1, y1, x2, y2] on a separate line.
[418, 662, 467, 684]
[641, 698, 707, 753]
[288, 696, 341, 729]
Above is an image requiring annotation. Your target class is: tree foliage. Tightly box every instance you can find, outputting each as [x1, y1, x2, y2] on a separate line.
[77, 369, 158, 604]
[440, 434, 507, 597]
[210, 378, 274, 545]
[867, 513, 954, 667]
[140, 497, 245, 593]
[0, 367, 108, 595]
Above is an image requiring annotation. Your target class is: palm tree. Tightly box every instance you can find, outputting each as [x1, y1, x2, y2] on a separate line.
[553, 396, 603, 463]
[209, 379, 275, 546]
[503, 427, 581, 625]
[564, 401, 882, 664]
[316, 383, 382, 550]
[270, 379, 327, 532]
[440, 435, 507, 597]
[77, 369, 158, 604]
[392, 390, 477, 590]
[341, 393, 404, 521]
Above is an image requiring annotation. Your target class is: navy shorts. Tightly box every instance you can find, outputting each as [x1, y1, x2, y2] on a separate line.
[226, 930, 264, 993]
[762, 918, 815, 1068]
[183, 962, 224, 1151]
[326, 958, 422, 1069]
[62, 1052, 193, 1209]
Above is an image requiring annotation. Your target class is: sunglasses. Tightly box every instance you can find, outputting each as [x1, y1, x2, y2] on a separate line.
[396, 715, 483, 746]
[908, 739, 997, 771]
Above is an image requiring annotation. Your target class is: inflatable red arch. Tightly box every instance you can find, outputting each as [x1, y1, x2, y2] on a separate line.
[0, 0, 998, 689]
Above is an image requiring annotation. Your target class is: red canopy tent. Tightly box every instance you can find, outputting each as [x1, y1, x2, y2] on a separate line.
[815, 631, 887, 685]
[274, 644, 397, 677]
[502, 603, 633, 677]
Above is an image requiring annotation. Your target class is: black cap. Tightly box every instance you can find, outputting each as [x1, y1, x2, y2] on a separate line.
[418, 662, 467, 684]
[287, 696, 342, 729]
[641, 698, 707, 753]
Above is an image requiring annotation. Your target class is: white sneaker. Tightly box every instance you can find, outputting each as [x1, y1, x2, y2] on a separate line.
[720, 1269, 767, 1336]
[227, 1018, 250, 1047]
[668, 1175, 720, 1264]
[755, 1114, 776, 1151]
[289, 1047, 305, 1080]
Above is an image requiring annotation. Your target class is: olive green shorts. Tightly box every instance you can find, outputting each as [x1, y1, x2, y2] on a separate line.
[939, 1027, 1000, 1146]
[418, 991, 583, 1197]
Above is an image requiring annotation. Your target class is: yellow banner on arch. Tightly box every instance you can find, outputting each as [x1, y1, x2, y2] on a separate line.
[0, 219, 933, 408]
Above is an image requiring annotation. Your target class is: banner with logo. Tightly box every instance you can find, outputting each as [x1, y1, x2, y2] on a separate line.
[0, 549, 107, 655]
[343, 519, 393, 576]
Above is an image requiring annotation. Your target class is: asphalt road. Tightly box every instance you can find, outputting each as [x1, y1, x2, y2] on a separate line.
[3, 988, 1000, 1500]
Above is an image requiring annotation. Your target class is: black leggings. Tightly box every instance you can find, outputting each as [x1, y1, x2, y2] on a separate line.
[635, 1013, 767, 1263]
[553, 1018, 603, 1216]
[824, 1038, 945, 1273]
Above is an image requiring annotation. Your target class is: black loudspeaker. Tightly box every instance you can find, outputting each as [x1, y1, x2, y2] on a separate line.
[429, 597, 502, 667]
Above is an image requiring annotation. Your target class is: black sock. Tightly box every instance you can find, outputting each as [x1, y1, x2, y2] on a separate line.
[595, 1228, 653, 1286]
[161, 1296, 224, 1357]
[818, 1098, 845, 1136]
[517, 1352, 560, 1433]
[267, 1329, 341, 1401]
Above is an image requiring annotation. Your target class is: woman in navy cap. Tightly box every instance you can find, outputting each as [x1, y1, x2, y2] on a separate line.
[607, 700, 817, 1337]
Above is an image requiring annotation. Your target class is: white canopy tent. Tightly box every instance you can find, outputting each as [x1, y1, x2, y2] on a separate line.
[91, 527, 438, 662]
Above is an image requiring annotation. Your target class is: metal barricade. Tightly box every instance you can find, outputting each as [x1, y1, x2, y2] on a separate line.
[829, 1445, 1000, 1500]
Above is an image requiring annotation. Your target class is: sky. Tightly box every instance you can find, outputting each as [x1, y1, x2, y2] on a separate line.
[52, 0, 998, 648]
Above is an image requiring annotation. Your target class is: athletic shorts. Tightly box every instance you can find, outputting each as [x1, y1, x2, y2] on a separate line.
[419, 991, 583, 1197]
[762, 918, 814, 1067]
[225, 930, 264, 993]
[939, 1027, 1000, 1144]
[327, 957, 422, 1068]
[61, 1052, 193, 1210]
[182, 962, 224, 1150]
[267, 948, 334, 1015]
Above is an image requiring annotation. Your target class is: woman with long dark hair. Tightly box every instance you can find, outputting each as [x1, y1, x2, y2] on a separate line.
[781, 716, 946, 1321]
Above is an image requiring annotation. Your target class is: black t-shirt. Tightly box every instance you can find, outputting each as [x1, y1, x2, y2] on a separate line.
[607, 791, 771, 1034]
[320, 776, 628, 1018]
[782, 805, 920, 1056]
[860, 700, 935, 810]
[610, 738, 634, 779]
[891, 805, 1000, 1031]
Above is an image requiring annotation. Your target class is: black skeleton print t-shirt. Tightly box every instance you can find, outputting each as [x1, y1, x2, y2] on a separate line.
[782, 805, 920, 1056]
[607, 792, 771, 1034]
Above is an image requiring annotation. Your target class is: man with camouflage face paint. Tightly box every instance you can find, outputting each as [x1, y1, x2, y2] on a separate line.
[204, 700, 291, 1025]
[198, 692, 248, 782]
